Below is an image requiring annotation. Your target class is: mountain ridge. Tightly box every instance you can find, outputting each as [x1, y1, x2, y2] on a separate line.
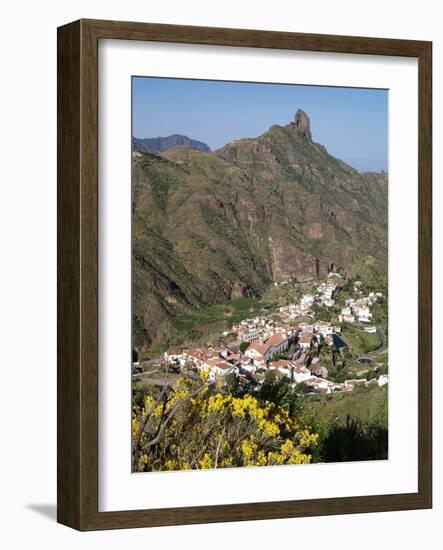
[132, 134, 211, 155]
[132, 110, 388, 349]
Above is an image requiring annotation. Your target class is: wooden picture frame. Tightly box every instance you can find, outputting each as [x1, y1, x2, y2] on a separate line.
[57, 18, 432, 530]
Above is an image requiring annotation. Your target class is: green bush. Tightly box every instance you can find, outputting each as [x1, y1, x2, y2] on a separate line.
[239, 341, 250, 353]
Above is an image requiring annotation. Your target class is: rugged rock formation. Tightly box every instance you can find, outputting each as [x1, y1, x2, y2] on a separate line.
[290, 109, 312, 140]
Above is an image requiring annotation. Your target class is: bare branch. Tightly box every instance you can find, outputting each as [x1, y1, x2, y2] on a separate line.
[140, 381, 211, 452]
[214, 426, 226, 469]
[132, 369, 162, 380]
[132, 383, 170, 465]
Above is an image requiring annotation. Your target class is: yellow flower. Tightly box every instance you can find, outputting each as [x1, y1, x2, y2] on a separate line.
[257, 450, 268, 466]
[241, 438, 258, 466]
[164, 459, 177, 471]
[259, 419, 280, 437]
[199, 453, 214, 469]
[221, 456, 233, 467]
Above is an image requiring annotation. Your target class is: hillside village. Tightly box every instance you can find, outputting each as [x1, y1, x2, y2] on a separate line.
[136, 272, 388, 396]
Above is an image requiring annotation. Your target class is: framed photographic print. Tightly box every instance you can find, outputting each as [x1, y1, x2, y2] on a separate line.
[57, 19, 432, 530]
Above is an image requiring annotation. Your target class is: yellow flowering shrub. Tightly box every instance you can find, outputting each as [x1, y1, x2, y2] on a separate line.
[132, 372, 318, 472]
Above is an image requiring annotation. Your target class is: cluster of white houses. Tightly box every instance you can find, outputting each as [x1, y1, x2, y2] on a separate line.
[158, 276, 387, 394]
[338, 289, 383, 329]
[279, 274, 341, 322]
[229, 317, 292, 345]
[165, 327, 297, 380]
[316, 276, 341, 307]
[230, 316, 342, 354]
[163, 345, 388, 394]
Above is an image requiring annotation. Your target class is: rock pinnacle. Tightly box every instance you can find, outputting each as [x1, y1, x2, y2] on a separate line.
[293, 109, 312, 140]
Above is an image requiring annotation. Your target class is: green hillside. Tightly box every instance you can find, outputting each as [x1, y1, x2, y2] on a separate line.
[132, 110, 388, 349]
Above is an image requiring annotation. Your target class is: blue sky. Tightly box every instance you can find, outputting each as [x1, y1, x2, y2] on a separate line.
[133, 77, 388, 172]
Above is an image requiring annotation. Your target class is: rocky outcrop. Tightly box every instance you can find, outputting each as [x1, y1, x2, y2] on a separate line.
[287, 109, 312, 140]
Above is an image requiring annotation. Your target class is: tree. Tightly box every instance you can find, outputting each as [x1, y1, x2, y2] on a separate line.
[294, 382, 311, 395]
[258, 372, 297, 412]
[334, 370, 348, 383]
[239, 341, 250, 353]
[132, 371, 318, 472]
[322, 415, 388, 462]
[311, 304, 332, 322]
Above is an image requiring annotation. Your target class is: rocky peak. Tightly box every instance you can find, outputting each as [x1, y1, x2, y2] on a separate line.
[291, 109, 312, 140]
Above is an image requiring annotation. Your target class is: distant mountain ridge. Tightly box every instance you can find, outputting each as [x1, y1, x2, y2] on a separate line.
[132, 109, 388, 349]
[132, 134, 211, 154]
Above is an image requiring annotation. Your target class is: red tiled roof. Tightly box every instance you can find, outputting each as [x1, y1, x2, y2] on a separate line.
[247, 343, 269, 356]
[265, 333, 288, 347]
[168, 348, 185, 355]
[213, 360, 233, 370]
[299, 333, 312, 344]
[271, 359, 290, 368]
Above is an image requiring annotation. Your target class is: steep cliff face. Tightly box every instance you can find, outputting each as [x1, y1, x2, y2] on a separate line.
[132, 111, 388, 348]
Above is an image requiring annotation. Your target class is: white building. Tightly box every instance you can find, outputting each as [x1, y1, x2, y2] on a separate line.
[238, 327, 260, 343]
[164, 349, 187, 366]
[301, 294, 315, 307]
[298, 333, 312, 350]
[292, 366, 312, 384]
[355, 306, 372, 322]
[314, 322, 333, 337]
[299, 323, 314, 333]
[338, 313, 355, 323]
[244, 344, 266, 366]
[244, 333, 290, 364]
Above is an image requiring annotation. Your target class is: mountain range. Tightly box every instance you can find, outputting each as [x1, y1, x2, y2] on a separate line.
[132, 110, 388, 349]
[132, 134, 211, 155]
